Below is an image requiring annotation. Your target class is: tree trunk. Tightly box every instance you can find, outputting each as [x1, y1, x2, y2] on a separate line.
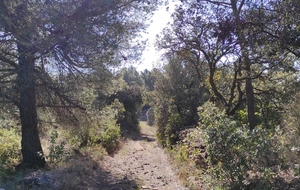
[17, 44, 46, 168]
[245, 64, 256, 131]
[230, 0, 257, 130]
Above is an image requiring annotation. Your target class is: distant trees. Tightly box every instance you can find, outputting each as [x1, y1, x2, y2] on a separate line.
[116, 67, 156, 131]
[141, 69, 155, 91]
[120, 66, 144, 86]
[0, 0, 160, 168]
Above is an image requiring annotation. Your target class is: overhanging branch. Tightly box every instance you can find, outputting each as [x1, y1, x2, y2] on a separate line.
[34, 68, 86, 111]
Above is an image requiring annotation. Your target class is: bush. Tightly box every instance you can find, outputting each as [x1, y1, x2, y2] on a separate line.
[80, 100, 123, 154]
[66, 99, 123, 155]
[115, 86, 143, 133]
[47, 130, 70, 164]
[0, 128, 21, 179]
[146, 107, 155, 126]
[281, 93, 300, 171]
[97, 124, 121, 154]
[157, 112, 184, 147]
[165, 113, 184, 147]
[199, 102, 281, 190]
[155, 101, 171, 147]
[88, 124, 119, 152]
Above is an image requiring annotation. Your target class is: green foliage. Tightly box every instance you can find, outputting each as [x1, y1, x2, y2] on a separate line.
[199, 102, 281, 190]
[146, 107, 155, 126]
[0, 108, 20, 130]
[173, 143, 189, 162]
[153, 59, 205, 147]
[169, 131, 205, 189]
[88, 100, 123, 153]
[0, 128, 21, 179]
[68, 99, 123, 154]
[120, 66, 143, 86]
[235, 109, 248, 125]
[281, 92, 300, 169]
[97, 124, 121, 154]
[47, 131, 70, 164]
[164, 113, 184, 147]
[115, 86, 143, 133]
[154, 101, 171, 147]
[141, 69, 155, 91]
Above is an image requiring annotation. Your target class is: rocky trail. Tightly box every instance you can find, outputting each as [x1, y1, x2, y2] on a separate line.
[98, 122, 187, 190]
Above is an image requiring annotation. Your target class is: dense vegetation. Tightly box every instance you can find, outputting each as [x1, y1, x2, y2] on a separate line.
[0, 0, 161, 168]
[152, 0, 300, 189]
[1, 0, 300, 189]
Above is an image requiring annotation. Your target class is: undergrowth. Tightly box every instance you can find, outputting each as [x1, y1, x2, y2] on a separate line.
[199, 102, 281, 189]
[170, 144, 203, 190]
[46, 130, 70, 165]
[170, 101, 300, 190]
[0, 128, 21, 180]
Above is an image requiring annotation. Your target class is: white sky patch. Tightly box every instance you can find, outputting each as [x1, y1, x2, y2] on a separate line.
[135, 1, 180, 72]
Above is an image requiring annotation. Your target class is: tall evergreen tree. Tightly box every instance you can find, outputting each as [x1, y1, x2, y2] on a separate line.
[0, 0, 160, 168]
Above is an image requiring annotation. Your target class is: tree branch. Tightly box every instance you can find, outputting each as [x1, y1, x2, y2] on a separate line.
[34, 68, 86, 110]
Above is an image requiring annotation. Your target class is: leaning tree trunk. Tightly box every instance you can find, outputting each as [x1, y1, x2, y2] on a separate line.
[17, 44, 46, 168]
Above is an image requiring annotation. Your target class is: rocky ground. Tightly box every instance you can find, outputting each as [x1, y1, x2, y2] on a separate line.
[99, 122, 187, 190]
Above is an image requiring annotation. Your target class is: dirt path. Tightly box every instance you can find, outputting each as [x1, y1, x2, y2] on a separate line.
[99, 122, 187, 190]
[1, 122, 187, 190]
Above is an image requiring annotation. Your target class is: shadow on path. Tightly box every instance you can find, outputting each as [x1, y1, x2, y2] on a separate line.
[53, 154, 140, 190]
[131, 132, 156, 142]
[1, 153, 139, 190]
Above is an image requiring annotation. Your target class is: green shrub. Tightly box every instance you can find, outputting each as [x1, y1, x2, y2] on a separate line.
[199, 102, 281, 190]
[146, 107, 155, 126]
[90, 122, 121, 155]
[98, 124, 121, 154]
[66, 99, 123, 155]
[157, 112, 184, 147]
[155, 101, 171, 147]
[46, 130, 70, 164]
[0, 128, 21, 178]
[281, 93, 300, 172]
[165, 113, 184, 146]
[64, 92, 123, 155]
[172, 143, 189, 162]
[85, 100, 123, 154]
[115, 86, 143, 133]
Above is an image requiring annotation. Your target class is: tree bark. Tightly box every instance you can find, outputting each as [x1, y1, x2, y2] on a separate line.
[231, 0, 257, 130]
[17, 44, 46, 168]
[245, 61, 256, 131]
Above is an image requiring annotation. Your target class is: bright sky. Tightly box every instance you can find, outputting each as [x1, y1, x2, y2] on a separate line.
[135, 1, 180, 72]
